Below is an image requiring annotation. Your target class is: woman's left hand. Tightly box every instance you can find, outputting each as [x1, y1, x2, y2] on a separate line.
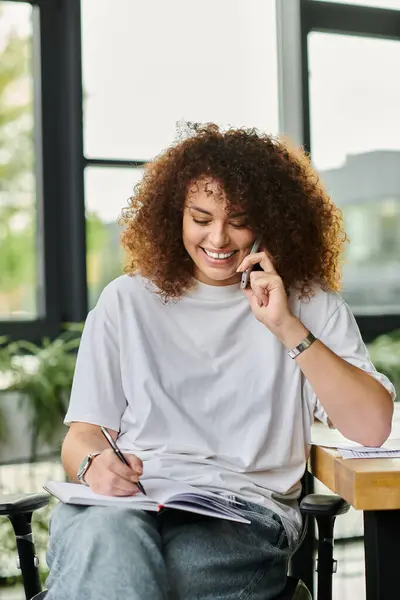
[237, 251, 296, 337]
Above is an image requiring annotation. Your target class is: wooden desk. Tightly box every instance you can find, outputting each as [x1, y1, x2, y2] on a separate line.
[310, 444, 400, 511]
[310, 412, 400, 600]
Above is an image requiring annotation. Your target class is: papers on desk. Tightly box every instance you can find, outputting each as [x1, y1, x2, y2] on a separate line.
[338, 447, 400, 459]
[315, 439, 400, 459]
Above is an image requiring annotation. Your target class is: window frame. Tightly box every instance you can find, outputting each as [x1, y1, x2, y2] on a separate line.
[300, 0, 400, 342]
[2, 0, 400, 342]
[0, 0, 87, 340]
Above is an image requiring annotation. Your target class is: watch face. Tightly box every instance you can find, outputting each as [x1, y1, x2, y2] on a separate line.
[77, 455, 90, 479]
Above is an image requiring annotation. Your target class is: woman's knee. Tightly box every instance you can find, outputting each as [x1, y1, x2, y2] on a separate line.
[49, 504, 163, 563]
[46, 507, 167, 600]
[86, 506, 145, 538]
[51, 504, 158, 552]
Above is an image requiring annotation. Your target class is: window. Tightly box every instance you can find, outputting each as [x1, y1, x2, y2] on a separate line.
[3, 0, 396, 340]
[0, 2, 42, 321]
[81, 0, 279, 161]
[308, 32, 400, 315]
[85, 167, 144, 309]
[81, 0, 279, 306]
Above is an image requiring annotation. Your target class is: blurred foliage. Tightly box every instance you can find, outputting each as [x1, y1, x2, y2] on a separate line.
[0, 324, 83, 459]
[0, 7, 124, 317]
[0, 24, 33, 185]
[0, 8, 36, 315]
[368, 329, 400, 398]
[86, 217, 125, 310]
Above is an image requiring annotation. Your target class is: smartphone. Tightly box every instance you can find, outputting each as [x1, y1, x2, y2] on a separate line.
[240, 236, 262, 289]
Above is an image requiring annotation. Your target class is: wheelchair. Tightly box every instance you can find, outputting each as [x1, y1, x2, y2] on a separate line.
[0, 489, 349, 600]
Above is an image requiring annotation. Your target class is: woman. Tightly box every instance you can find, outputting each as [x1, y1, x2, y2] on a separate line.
[45, 124, 395, 600]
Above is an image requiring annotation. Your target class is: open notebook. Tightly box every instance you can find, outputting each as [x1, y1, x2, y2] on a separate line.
[44, 478, 251, 524]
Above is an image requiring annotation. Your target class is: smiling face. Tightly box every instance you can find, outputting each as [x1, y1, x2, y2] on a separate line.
[182, 177, 256, 286]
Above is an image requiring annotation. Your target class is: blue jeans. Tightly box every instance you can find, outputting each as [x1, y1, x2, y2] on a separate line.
[45, 499, 291, 600]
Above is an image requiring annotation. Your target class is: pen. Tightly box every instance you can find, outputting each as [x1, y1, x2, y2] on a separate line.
[100, 426, 147, 495]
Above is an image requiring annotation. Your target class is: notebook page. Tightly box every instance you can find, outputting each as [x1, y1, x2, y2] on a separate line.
[175, 493, 245, 517]
[339, 449, 400, 459]
[141, 478, 222, 504]
[169, 494, 250, 522]
[173, 493, 240, 513]
[44, 481, 158, 509]
[150, 483, 250, 522]
[141, 479, 250, 521]
[45, 479, 229, 506]
[44, 479, 250, 521]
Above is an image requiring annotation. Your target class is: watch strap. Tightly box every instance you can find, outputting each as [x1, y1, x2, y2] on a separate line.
[288, 331, 317, 359]
[77, 452, 101, 486]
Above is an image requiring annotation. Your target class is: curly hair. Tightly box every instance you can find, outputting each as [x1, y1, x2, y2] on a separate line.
[120, 123, 348, 300]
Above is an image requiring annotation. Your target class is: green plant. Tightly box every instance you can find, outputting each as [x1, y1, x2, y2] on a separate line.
[368, 329, 400, 398]
[0, 324, 83, 459]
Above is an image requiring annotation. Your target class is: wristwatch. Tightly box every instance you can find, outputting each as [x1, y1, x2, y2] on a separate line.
[288, 331, 317, 359]
[77, 452, 101, 486]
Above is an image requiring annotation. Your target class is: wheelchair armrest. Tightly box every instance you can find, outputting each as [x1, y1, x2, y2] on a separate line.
[0, 492, 50, 517]
[300, 493, 350, 518]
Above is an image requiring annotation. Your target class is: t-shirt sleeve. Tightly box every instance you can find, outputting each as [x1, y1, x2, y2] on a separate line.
[303, 300, 396, 426]
[64, 283, 127, 430]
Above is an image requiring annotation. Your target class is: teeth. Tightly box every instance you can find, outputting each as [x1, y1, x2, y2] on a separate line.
[204, 249, 235, 259]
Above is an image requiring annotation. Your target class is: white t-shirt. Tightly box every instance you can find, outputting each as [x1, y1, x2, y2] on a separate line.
[65, 274, 395, 547]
